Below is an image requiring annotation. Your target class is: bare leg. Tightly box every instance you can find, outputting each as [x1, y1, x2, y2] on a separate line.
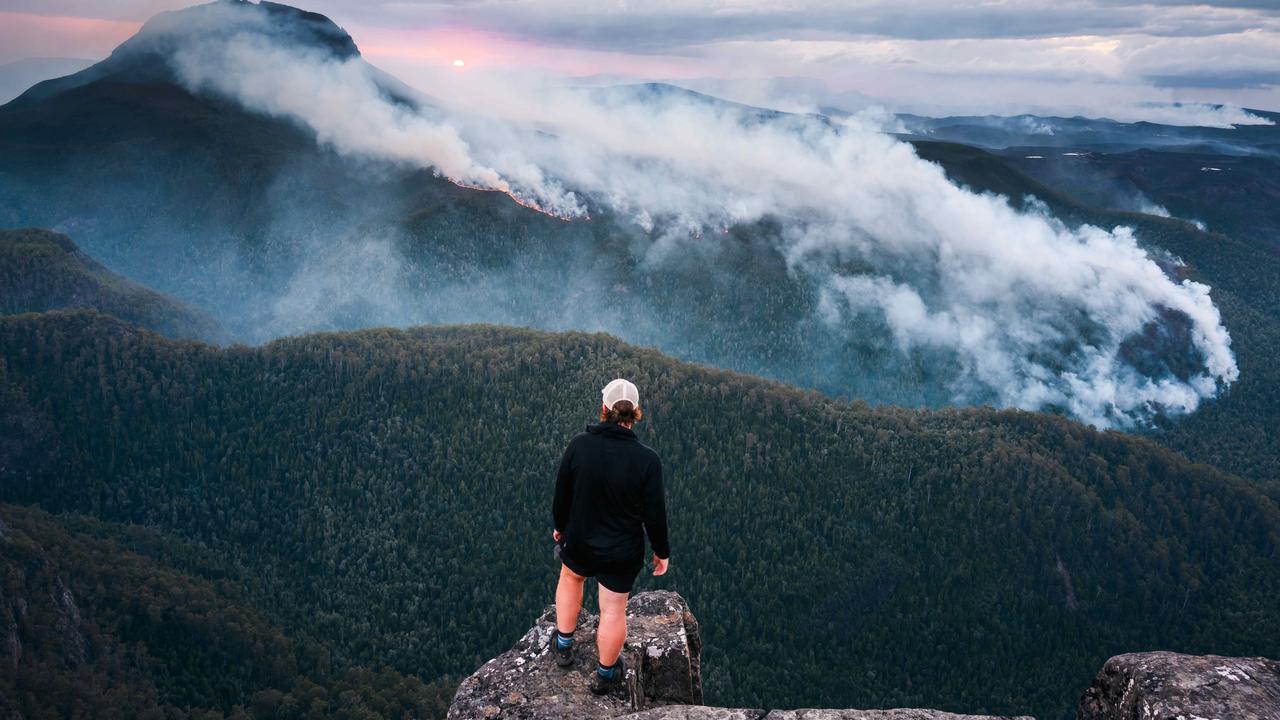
[556, 564, 586, 634]
[596, 585, 629, 666]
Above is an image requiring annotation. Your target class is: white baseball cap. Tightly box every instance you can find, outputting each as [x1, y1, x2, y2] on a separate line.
[602, 378, 640, 410]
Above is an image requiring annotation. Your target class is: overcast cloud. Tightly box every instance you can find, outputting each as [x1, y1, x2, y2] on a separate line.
[0, 0, 1277, 121]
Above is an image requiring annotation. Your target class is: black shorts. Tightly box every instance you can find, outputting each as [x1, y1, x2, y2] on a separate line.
[558, 544, 641, 594]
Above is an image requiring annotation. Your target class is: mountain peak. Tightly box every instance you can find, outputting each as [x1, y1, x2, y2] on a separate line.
[130, 1, 359, 61]
[6, 0, 357, 108]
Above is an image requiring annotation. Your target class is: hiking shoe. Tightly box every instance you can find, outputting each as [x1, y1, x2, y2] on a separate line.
[552, 632, 574, 668]
[589, 657, 625, 695]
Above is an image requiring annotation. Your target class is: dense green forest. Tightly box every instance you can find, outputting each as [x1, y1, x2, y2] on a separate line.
[2, 310, 1277, 719]
[0, 228, 225, 343]
[0, 504, 455, 719]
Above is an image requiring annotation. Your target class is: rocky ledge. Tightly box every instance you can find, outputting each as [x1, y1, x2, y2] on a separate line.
[447, 591, 1027, 720]
[448, 591, 1280, 720]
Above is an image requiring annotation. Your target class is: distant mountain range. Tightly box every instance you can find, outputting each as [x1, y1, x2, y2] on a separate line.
[897, 111, 1280, 156]
[895, 113, 1280, 255]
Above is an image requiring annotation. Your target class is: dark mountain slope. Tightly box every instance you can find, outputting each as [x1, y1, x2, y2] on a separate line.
[0, 228, 226, 342]
[0, 69, 372, 305]
[1006, 147, 1280, 255]
[2, 310, 1277, 720]
[0, 504, 453, 719]
[0, 0, 430, 317]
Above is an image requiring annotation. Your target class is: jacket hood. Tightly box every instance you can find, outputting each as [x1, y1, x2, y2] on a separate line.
[586, 421, 637, 441]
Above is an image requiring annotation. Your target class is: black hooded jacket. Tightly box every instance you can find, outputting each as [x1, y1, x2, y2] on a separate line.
[553, 421, 670, 572]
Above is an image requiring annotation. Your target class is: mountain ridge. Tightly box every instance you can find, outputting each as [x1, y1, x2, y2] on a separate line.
[0, 228, 227, 342]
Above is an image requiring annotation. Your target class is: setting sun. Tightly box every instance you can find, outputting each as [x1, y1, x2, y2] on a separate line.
[451, 58, 465, 68]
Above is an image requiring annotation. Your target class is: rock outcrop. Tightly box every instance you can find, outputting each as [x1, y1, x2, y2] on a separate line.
[1078, 651, 1280, 720]
[626, 710, 1029, 719]
[448, 591, 703, 719]
[447, 591, 1029, 720]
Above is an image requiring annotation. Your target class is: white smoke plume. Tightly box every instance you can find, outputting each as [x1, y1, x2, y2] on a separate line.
[170, 18, 1238, 428]
[1093, 103, 1272, 129]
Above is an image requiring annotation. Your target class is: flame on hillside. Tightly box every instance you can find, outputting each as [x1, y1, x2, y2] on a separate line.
[446, 178, 587, 222]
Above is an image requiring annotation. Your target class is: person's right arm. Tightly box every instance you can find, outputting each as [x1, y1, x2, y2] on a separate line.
[552, 440, 575, 539]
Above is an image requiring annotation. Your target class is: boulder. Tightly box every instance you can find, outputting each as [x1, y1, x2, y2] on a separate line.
[1077, 651, 1280, 720]
[447, 590, 703, 719]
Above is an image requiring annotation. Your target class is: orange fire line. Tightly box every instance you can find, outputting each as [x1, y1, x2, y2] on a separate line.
[446, 177, 588, 222]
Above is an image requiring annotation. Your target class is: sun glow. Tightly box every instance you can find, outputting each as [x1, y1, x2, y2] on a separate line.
[451, 59, 465, 68]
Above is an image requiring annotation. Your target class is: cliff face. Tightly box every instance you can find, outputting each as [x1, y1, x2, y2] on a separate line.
[449, 591, 1280, 720]
[0, 514, 90, 673]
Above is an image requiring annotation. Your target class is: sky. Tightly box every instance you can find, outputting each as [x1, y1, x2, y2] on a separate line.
[1, 0, 1278, 119]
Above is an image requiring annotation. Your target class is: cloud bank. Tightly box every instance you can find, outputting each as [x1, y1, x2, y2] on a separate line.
[170, 10, 1239, 427]
[5, 1, 1277, 123]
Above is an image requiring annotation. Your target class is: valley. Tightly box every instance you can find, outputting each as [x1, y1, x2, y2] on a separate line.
[2, 2, 1278, 719]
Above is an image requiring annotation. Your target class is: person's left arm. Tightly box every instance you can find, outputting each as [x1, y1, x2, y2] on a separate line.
[642, 455, 670, 574]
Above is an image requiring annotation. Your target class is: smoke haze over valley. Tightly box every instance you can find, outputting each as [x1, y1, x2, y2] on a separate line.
[1, 0, 1258, 428]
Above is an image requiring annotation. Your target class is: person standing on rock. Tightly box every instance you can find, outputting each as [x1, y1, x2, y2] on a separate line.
[551, 377, 670, 694]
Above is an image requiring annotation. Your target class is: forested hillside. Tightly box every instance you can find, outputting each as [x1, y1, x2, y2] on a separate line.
[2, 310, 1277, 719]
[0, 228, 225, 342]
[0, 504, 454, 719]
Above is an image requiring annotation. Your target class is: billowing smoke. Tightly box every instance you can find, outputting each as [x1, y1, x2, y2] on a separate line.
[169, 11, 1237, 428]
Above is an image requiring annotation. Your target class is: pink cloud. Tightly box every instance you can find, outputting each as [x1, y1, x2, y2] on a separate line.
[350, 24, 702, 79]
[0, 11, 140, 63]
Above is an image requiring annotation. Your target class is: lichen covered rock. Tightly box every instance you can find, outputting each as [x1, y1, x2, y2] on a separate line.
[1077, 651, 1280, 720]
